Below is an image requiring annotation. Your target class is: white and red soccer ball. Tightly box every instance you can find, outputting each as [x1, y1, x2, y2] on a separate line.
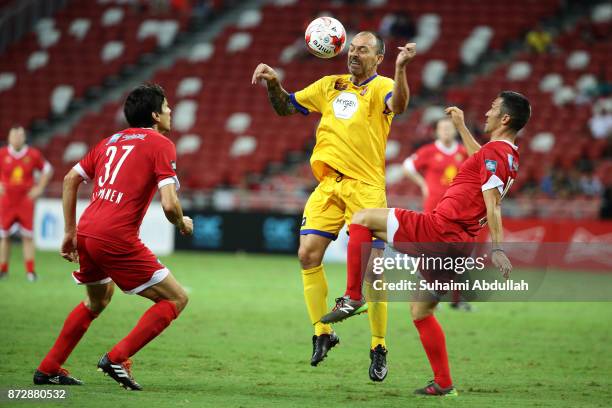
[304, 17, 346, 59]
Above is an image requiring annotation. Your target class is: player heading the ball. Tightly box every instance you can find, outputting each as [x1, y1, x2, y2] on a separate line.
[253, 29, 416, 382]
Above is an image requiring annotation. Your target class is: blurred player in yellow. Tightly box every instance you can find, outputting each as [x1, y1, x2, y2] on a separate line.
[252, 31, 415, 381]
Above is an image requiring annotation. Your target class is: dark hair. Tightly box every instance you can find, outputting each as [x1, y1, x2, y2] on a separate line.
[124, 83, 166, 128]
[360, 31, 385, 55]
[498, 91, 531, 132]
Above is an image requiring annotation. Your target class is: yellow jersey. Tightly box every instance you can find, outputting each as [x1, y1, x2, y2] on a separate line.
[290, 74, 395, 189]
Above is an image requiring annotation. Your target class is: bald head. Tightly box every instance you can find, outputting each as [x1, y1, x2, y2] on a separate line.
[347, 31, 385, 81]
[354, 31, 385, 55]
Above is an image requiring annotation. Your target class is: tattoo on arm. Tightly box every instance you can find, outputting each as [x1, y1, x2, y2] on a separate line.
[266, 80, 297, 116]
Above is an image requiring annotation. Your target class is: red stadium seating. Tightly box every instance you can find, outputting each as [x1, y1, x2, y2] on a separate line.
[0, 1, 189, 137]
[12, 0, 607, 201]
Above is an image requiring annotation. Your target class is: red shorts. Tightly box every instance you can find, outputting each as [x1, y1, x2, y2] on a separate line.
[387, 208, 475, 292]
[0, 195, 34, 237]
[72, 235, 169, 294]
[387, 208, 473, 245]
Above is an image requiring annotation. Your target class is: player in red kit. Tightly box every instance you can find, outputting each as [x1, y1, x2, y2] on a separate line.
[33, 84, 193, 390]
[322, 91, 530, 396]
[403, 118, 472, 310]
[0, 126, 53, 281]
[403, 118, 467, 213]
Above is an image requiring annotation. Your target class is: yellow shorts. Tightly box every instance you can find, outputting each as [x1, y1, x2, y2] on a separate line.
[300, 173, 387, 244]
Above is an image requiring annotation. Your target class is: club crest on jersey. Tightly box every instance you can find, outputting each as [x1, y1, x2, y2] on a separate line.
[485, 159, 497, 173]
[508, 154, 518, 171]
[107, 133, 122, 145]
[334, 78, 349, 91]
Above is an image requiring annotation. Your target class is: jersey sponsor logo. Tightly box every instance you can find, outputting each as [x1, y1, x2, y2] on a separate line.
[508, 154, 518, 171]
[106, 133, 122, 145]
[122, 134, 147, 141]
[485, 159, 497, 173]
[332, 92, 359, 120]
[301, 216, 307, 227]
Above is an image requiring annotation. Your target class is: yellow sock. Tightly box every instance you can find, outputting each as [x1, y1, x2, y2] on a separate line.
[371, 335, 386, 350]
[302, 265, 332, 336]
[365, 281, 387, 349]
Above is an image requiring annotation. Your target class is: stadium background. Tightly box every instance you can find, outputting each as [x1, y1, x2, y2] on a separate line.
[0, 0, 611, 407]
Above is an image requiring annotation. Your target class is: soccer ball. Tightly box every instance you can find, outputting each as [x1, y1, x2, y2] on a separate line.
[304, 17, 346, 59]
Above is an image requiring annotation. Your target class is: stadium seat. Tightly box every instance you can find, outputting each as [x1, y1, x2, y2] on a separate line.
[50, 85, 74, 115]
[63, 141, 88, 163]
[176, 134, 202, 155]
[173, 100, 198, 132]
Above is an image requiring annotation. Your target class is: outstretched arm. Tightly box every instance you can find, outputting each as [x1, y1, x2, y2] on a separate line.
[445, 107, 481, 156]
[387, 43, 416, 114]
[252, 63, 297, 116]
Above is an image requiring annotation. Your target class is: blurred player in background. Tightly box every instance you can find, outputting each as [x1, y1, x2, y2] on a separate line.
[326, 91, 530, 396]
[34, 84, 193, 390]
[403, 118, 467, 213]
[0, 126, 52, 281]
[252, 32, 415, 381]
[402, 118, 472, 311]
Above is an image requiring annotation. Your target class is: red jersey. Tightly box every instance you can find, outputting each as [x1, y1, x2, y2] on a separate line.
[403, 141, 467, 212]
[0, 146, 50, 197]
[434, 140, 519, 237]
[73, 128, 178, 244]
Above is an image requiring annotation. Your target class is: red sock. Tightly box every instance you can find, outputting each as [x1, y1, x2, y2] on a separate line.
[25, 260, 35, 274]
[0, 262, 7, 273]
[345, 224, 372, 301]
[38, 302, 99, 374]
[108, 300, 178, 363]
[413, 315, 453, 388]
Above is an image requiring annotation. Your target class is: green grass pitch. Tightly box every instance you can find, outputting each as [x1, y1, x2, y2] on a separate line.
[0, 250, 611, 407]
